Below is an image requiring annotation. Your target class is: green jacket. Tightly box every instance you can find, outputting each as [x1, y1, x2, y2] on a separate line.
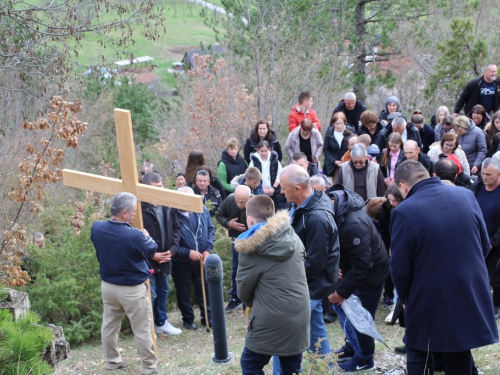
[235, 211, 310, 356]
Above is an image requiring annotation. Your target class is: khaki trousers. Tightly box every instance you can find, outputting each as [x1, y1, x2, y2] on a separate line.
[101, 281, 157, 373]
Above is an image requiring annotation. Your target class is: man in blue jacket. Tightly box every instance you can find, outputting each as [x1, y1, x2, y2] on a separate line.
[91, 192, 158, 374]
[391, 160, 498, 374]
[172, 186, 215, 330]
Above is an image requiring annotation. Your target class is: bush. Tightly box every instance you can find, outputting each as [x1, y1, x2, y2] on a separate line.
[25, 203, 102, 346]
[0, 308, 55, 375]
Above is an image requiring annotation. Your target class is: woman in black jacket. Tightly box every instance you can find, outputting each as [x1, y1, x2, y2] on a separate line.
[323, 112, 354, 177]
[217, 138, 248, 195]
[243, 120, 283, 163]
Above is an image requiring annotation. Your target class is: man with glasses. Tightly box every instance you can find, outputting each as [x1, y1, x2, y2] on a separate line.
[335, 143, 385, 200]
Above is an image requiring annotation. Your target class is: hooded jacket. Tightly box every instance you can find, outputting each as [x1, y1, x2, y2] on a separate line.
[243, 129, 283, 163]
[379, 96, 405, 121]
[141, 202, 181, 275]
[457, 119, 488, 169]
[290, 189, 340, 300]
[327, 186, 389, 298]
[235, 211, 310, 356]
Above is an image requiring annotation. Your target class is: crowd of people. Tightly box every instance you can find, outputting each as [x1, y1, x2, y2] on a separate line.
[90, 64, 500, 374]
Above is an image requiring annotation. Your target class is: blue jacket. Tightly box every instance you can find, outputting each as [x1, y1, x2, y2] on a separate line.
[176, 207, 215, 262]
[91, 220, 157, 286]
[390, 178, 498, 352]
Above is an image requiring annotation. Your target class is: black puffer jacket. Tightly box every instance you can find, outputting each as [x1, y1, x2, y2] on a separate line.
[377, 122, 423, 152]
[244, 130, 283, 163]
[290, 189, 340, 300]
[454, 75, 500, 115]
[326, 185, 390, 298]
[141, 202, 181, 275]
[192, 185, 222, 216]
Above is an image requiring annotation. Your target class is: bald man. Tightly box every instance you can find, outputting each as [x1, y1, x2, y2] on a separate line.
[215, 185, 254, 312]
[401, 140, 433, 175]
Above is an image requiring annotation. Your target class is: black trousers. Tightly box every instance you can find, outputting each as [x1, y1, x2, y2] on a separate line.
[407, 348, 474, 375]
[486, 247, 500, 306]
[171, 261, 211, 324]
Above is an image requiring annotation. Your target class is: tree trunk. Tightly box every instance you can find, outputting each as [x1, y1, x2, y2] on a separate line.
[353, 1, 367, 103]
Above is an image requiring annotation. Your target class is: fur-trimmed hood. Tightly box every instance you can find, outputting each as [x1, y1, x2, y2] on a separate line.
[235, 210, 295, 261]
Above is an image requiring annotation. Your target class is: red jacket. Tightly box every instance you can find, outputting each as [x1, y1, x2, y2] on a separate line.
[288, 104, 321, 132]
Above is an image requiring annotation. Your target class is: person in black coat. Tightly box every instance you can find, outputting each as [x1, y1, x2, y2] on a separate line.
[377, 116, 422, 152]
[454, 64, 500, 115]
[411, 112, 435, 154]
[331, 92, 367, 132]
[401, 140, 434, 175]
[192, 170, 223, 216]
[141, 173, 182, 336]
[327, 185, 389, 371]
[218, 138, 248, 196]
[243, 120, 283, 163]
[391, 160, 498, 374]
[323, 112, 354, 177]
[357, 110, 386, 148]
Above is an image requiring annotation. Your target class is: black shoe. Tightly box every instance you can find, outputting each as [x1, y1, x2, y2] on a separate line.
[323, 313, 337, 324]
[183, 321, 197, 330]
[382, 296, 394, 307]
[201, 319, 212, 328]
[334, 345, 355, 363]
[394, 345, 407, 355]
[225, 300, 243, 312]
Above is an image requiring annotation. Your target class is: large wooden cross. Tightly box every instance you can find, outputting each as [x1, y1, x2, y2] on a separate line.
[62, 108, 203, 352]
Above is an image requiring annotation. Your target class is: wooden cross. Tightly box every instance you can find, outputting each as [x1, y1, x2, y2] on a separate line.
[62, 108, 203, 353]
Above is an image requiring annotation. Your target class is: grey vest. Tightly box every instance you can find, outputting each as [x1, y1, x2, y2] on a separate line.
[340, 161, 380, 199]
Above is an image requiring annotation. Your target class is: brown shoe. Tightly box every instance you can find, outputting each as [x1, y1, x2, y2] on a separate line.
[106, 362, 129, 371]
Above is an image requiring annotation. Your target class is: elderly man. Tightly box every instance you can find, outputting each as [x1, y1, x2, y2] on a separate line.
[215, 185, 253, 312]
[391, 160, 498, 374]
[401, 140, 433, 175]
[332, 92, 368, 132]
[91, 192, 158, 374]
[172, 187, 214, 330]
[192, 170, 222, 216]
[471, 158, 500, 319]
[141, 172, 182, 336]
[335, 144, 385, 200]
[454, 63, 500, 115]
[377, 116, 422, 151]
[277, 165, 340, 364]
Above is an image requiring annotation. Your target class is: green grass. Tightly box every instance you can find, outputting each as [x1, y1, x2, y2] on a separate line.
[74, 0, 225, 72]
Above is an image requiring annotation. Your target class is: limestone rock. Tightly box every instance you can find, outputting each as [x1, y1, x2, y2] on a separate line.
[43, 324, 71, 367]
[0, 288, 30, 320]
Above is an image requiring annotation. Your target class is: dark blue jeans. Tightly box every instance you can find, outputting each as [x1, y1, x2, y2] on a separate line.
[241, 347, 302, 375]
[334, 283, 384, 360]
[407, 348, 473, 375]
[149, 272, 170, 326]
[230, 242, 241, 302]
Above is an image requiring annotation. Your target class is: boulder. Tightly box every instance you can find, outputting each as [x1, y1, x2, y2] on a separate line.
[0, 288, 30, 320]
[43, 324, 71, 366]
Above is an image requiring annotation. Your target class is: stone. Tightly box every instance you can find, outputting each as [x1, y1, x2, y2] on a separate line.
[0, 288, 30, 320]
[43, 324, 71, 367]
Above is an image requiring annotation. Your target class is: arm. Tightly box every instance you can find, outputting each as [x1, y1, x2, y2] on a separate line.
[389, 209, 416, 303]
[376, 168, 387, 197]
[454, 82, 472, 114]
[313, 129, 324, 161]
[473, 131, 488, 168]
[285, 132, 295, 160]
[274, 140, 283, 162]
[275, 160, 283, 184]
[236, 253, 259, 307]
[244, 138, 252, 164]
[169, 208, 181, 258]
[304, 212, 336, 280]
[289, 111, 298, 132]
[215, 197, 231, 229]
[311, 110, 322, 131]
[217, 162, 233, 193]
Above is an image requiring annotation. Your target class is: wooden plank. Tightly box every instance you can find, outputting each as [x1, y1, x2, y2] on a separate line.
[135, 185, 203, 213]
[62, 170, 123, 195]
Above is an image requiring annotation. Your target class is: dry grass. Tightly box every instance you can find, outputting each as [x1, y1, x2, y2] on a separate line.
[53, 304, 500, 374]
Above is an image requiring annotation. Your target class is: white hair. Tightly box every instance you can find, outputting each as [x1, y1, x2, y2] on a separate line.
[344, 92, 356, 100]
[310, 175, 325, 189]
[281, 165, 310, 188]
[351, 143, 367, 158]
[482, 157, 500, 171]
[111, 192, 137, 216]
[492, 151, 500, 164]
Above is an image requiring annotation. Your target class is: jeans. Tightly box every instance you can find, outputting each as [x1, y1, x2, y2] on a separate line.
[332, 283, 384, 360]
[149, 272, 170, 327]
[241, 347, 302, 375]
[229, 242, 241, 302]
[407, 348, 474, 375]
[273, 299, 330, 374]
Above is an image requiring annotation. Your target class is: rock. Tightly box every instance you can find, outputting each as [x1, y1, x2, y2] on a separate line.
[43, 324, 71, 367]
[0, 288, 30, 320]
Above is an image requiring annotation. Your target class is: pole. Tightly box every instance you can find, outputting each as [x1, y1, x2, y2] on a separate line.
[200, 260, 210, 333]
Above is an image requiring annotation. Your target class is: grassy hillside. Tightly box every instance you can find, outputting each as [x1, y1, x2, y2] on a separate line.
[75, 0, 224, 75]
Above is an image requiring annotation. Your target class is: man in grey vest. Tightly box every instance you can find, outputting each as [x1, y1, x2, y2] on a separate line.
[335, 144, 385, 200]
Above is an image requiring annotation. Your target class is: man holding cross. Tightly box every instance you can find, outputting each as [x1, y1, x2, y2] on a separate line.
[91, 192, 159, 374]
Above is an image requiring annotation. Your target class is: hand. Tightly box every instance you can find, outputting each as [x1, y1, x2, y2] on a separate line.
[328, 292, 345, 306]
[228, 218, 247, 232]
[189, 250, 203, 262]
[335, 160, 342, 167]
[152, 251, 171, 263]
[471, 165, 479, 175]
[384, 178, 394, 187]
[142, 229, 150, 237]
[202, 251, 210, 265]
[263, 186, 274, 195]
[338, 269, 343, 281]
[312, 157, 318, 164]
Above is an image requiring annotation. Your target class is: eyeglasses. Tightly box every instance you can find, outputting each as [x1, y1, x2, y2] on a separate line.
[352, 160, 366, 165]
[443, 143, 455, 149]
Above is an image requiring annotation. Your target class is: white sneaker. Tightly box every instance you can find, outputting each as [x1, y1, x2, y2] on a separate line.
[155, 321, 182, 335]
